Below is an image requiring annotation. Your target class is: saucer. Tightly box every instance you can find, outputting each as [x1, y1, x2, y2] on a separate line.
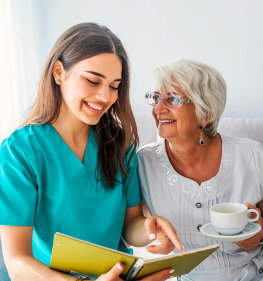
[200, 222, 261, 243]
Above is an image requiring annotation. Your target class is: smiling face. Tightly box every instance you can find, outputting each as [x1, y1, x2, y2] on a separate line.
[54, 53, 122, 126]
[152, 88, 201, 143]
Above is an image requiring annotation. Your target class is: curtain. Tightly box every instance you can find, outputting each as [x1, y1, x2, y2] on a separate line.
[0, 0, 39, 143]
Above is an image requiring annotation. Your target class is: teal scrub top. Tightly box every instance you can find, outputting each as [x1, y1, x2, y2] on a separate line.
[0, 124, 141, 266]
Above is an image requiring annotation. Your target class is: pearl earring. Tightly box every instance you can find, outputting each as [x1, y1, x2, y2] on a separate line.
[56, 78, 62, 85]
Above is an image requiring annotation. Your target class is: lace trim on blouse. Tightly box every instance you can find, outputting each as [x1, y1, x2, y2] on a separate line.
[155, 136, 233, 204]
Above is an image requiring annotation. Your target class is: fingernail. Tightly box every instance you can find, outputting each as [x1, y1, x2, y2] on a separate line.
[169, 269, 175, 274]
[117, 263, 122, 270]
[145, 247, 149, 252]
[149, 233, 156, 240]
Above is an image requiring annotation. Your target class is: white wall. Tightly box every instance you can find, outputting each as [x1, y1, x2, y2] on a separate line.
[32, 0, 263, 117]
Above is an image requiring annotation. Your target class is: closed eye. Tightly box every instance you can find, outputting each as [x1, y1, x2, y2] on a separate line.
[110, 85, 119, 91]
[110, 82, 121, 91]
[86, 78, 99, 85]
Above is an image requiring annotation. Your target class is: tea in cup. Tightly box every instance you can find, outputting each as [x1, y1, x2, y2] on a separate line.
[210, 203, 259, 235]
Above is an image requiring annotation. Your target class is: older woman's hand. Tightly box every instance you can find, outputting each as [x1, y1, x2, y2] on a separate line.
[145, 215, 183, 254]
[235, 202, 263, 250]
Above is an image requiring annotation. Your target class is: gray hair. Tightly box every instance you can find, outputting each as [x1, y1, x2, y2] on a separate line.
[154, 59, 227, 136]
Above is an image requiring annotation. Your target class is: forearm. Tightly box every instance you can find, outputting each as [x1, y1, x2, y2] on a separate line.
[7, 254, 76, 281]
[122, 215, 152, 247]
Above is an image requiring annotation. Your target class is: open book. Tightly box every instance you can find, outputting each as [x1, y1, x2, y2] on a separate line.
[50, 232, 219, 280]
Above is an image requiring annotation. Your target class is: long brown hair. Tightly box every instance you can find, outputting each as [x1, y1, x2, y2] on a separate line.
[23, 23, 139, 188]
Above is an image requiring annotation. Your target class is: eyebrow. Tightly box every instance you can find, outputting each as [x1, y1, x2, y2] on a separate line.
[85, 71, 122, 82]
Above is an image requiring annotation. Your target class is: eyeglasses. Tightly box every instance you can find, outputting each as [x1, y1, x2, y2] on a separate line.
[145, 91, 192, 108]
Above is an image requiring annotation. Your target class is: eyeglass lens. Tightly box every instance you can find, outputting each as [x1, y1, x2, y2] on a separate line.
[146, 92, 182, 107]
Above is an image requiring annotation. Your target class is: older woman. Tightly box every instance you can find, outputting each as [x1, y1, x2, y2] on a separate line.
[137, 59, 263, 281]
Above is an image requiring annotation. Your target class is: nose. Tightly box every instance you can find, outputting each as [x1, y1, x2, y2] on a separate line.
[96, 86, 111, 103]
[154, 98, 168, 115]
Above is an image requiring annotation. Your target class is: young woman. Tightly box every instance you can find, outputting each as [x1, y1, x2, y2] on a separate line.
[0, 23, 182, 281]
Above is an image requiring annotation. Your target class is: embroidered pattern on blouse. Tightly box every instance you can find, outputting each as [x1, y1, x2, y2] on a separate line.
[155, 138, 234, 203]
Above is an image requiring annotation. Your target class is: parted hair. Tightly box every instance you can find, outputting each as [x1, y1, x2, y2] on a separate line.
[154, 59, 227, 136]
[23, 22, 138, 188]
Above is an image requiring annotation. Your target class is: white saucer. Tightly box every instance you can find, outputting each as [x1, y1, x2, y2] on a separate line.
[200, 222, 261, 243]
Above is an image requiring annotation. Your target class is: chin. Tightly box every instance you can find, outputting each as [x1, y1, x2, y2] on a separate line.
[158, 133, 174, 140]
[158, 129, 175, 140]
[158, 134, 174, 140]
[82, 116, 101, 126]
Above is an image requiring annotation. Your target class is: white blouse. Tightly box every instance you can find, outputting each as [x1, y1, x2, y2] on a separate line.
[138, 135, 263, 281]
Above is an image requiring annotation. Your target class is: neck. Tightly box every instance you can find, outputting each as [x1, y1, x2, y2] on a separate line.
[166, 134, 218, 169]
[51, 112, 90, 146]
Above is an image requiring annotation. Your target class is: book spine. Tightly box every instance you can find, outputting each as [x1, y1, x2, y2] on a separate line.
[125, 259, 144, 281]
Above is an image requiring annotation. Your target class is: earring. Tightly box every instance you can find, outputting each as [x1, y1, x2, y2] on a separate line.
[56, 78, 62, 85]
[199, 125, 204, 146]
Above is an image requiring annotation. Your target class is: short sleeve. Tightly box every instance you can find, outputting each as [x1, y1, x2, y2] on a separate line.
[0, 137, 38, 225]
[123, 151, 142, 208]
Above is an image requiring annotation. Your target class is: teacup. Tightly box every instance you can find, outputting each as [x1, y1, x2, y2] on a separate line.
[210, 203, 259, 236]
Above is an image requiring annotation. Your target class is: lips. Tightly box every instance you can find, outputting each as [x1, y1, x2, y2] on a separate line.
[158, 120, 175, 124]
[83, 101, 105, 112]
[158, 119, 176, 125]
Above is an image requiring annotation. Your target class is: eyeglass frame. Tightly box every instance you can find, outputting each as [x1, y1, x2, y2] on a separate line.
[145, 91, 192, 108]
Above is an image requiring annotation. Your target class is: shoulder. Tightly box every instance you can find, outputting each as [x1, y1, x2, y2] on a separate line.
[138, 141, 161, 154]
[137, 141, 163, 160]
[0, 124, 48, 154]
[222, 135, 262, 150]
[222, 135, 263, 164]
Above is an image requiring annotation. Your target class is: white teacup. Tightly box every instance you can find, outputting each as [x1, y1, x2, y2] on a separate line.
[210, 203, 259, 236]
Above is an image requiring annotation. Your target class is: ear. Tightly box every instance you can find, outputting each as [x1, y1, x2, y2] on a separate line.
[52, 60, 65, 85]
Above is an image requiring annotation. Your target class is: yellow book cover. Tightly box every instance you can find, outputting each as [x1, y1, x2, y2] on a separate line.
[50, 232, 219, 280]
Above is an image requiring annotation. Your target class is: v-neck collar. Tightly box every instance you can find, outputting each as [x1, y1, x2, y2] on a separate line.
[47, 123, 97, 176]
